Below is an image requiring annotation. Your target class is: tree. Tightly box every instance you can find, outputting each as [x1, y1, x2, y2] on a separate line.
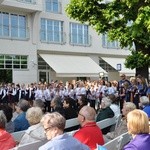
[66, 0, 150, 80]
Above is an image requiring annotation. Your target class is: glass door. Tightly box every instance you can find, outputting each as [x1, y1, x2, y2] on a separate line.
[39, 70, 49, 83]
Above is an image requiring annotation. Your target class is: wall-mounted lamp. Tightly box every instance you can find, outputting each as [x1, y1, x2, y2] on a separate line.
[31, 60, 37, 67]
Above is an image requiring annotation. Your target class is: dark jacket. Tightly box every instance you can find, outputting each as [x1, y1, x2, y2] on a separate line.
[96, 107, 114, 122]
[96, 107, 114, 134]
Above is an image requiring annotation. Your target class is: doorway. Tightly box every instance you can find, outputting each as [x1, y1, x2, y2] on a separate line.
[38, 70, 50, 83]
[0, 69, 12, 83]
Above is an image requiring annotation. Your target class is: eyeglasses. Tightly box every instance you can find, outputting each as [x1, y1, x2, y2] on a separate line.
[44, 126, 52, 133]
[78, 113, 85, 118]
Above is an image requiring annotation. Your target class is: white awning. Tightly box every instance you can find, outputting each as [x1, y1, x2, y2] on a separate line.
[39, 54, 106, 77]
[101, 57, 135, 76]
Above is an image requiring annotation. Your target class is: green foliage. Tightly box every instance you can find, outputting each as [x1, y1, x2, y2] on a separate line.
[66, 0, 150, 49]
[125, 50, 150, 69]
[66, 0, 150, 75]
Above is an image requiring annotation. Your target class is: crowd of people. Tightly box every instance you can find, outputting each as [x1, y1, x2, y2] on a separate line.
[0, 74, 149, 110]
[0, 74, 150, 150]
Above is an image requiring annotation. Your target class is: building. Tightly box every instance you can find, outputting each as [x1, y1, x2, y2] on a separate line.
[0, 0, 135, 84]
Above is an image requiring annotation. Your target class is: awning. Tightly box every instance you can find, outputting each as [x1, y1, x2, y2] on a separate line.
[39, 54, 107, 77]
[101, 57, 135, 76]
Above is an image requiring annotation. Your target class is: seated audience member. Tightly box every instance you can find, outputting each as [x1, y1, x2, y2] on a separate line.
[13, 99, 30, 132]
[124, 109, 150, 150]
[51, 96, 65, 116]
[74, 106, 104, 150]
[108, 94, 121, 117]
[96, 97, 114, 122]
[39, 112, 90, 150]
[77, 95, 88, 112]
[33, 99, 45, 113]
[0, 105, 14, 133]
[104, 102, 136, 142]
[0, 110, 16, 150]
[63, 97, 77, 120]
[19, 107, 46, 145]
[96, 97, 114, 134]
[139, 96, 150, 118]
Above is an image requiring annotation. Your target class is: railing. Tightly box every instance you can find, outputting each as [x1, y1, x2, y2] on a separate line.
[69, 33, 92, 47]
[40, 30, 66, 44]
[16, 0, 36, 4]
[0, 26, 30, 40]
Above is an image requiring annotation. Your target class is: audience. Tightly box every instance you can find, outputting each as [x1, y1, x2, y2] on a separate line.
[104, 102, 136, 142]
[139, 96, 150, 118]
[19, 107, 46, 145]
[51, 96, 65, 116]
[63, 97, 77, 120]
[13, 99, 30, 132]
[0, 110, 16, 150]
[96, 97, 114, 122]
[33, 99, 45, 113]
[77, 95, 88, 112]
[39, 112, 90, 150]
[74, 106, 104, 150]
[124, 109, 150, 150]
[108, 94, 120, 117]
[0, 105, 14, 133]
[96, 97, 114, 134]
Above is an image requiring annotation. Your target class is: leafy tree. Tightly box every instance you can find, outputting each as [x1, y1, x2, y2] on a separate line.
[66, 0, 150, 80]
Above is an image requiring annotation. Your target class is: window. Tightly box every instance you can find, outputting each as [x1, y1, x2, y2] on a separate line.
[102, 34, 120, 49]
[38, 55, 51, 70]
[0, 55, 28, 69]
[40, 18, 64, 44]
[99, 57, 116, 72]
[45, 0, 61, 13]
[0, 12, 28, 39]
[70, 23, 91, 46]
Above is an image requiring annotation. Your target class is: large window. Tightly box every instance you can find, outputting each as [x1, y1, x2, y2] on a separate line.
[0, 55, 28, 69]
[102, 34, 120, 49]
[45, 0, 61, 13]
[99, 57, 116, 72]
[40, 18, 64, 44]
[0, 12, 28, 39]
[70, 23, 91, 46]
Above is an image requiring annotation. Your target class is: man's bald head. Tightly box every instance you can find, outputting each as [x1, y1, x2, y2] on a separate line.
[80, 106, 96, 121]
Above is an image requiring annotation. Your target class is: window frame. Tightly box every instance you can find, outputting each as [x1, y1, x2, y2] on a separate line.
[0, 55, 28, 70]
[69, 22, 91, 46]
[40, 18, 65, 44]
[0, 12, 28, 40]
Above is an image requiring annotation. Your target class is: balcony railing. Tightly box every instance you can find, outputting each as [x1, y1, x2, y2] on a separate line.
[16, 0, 36, 4]
[0, 26, 30, 40]
[40, 30, 66, 44]
[69, 33, 92, 47]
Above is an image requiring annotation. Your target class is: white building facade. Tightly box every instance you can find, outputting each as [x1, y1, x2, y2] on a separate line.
[0, 0, 135, 84]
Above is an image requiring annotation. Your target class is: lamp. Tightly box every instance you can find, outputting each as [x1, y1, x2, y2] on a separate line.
[116, 64, 121, 71]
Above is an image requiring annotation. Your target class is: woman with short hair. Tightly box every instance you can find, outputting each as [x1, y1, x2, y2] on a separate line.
[39, 112, 90, 150]
[96, 97, 114, 134]
[124, 109, 150, 150]
[19, 107, 46, 145]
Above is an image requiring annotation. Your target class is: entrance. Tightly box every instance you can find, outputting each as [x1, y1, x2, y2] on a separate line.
[38, 70, 50, 83]
[0, 69, 12, 83]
